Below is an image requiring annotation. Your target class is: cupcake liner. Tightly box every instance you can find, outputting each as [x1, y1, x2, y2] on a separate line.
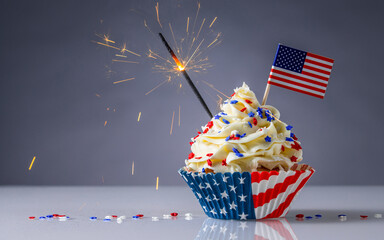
[195, 217, 298, 240]
[179, 165, 314, 220]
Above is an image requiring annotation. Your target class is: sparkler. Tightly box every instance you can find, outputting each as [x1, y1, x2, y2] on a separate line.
[158, 33, 213, 118]
[28, 156, 36, 171]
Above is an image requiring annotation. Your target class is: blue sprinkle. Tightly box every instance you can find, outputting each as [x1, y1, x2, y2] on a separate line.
[39, 216, 46, 220]
[315, 214, 322, 218]
[214, 115, 221, 119]
[222, 119, 230, 124]
[290, 132, 294, 137]
[202, 168, 205, 173]
[265, 136, 272, 142]
[338, 214, 346, 217]
[103, 218, 111, 222]
[218, 131, 221, 133]
[46, 215, 53, 218]
[240, 133, 246, 138]
[221, 112, 227, 115]
[223, 101, 228, 104]
[305, 216, 313, 219]
[235, 134, 241, 138]
[286, 137, 294, 142]
[90, 217, 97, 220]
[132, 216, 139, 219]
[248, 121, 252, 128]
[225, 136, 231, 141]
[232, 148, 240, 154]
[236, 153, 244, 157]
[286, 125, 293, 130]
[266, 116, 272, 122]
[248, 112, 255, 117]
[230, 100, 238, 104]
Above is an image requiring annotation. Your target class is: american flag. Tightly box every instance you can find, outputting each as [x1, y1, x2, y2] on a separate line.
[268, 44, 334, 99]
[179, 165, 314, 220]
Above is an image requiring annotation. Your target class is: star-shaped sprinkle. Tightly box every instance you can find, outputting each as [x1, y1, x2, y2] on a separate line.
[230, 100, 238, 104]
[239, 212, 248, 220]
[229, 201, 237, 210]
[286, 125, 293, 130]
[265, 136, 272, 142]
[220, 207, 227, 215]
[229, 185, 237, 193]
[222, 159, 227, 166]
[239, 178, 245, 184]
[214, 115, 221, 119]
[239, 194, 247, 202]
[291, 156, 298, 162]
[248, 112, 255, 117]
[286, 137, 294, 142]
[221, 191, 229, 199]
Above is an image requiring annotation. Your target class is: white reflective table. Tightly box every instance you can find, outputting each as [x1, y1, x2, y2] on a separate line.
[1, 186, 383, 239]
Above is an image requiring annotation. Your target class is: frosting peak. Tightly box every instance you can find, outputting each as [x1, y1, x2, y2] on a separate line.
[185, 83, 303, 173]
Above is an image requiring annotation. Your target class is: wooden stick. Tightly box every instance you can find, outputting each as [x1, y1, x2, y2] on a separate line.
[261, 83, 271, 106]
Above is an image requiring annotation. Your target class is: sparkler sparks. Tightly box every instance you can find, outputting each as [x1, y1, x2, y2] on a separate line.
[170, 111, 175, 135]
[132, 161, 135, 175]
[28, 156, 36, 171]
[156, 176, 159, 190]
[113, 77, 135, 84]
[209, 17, 217, 28]
[178, 105, 181, 127]
[104, 121, 107, 126]
[137, 112, 141, 122]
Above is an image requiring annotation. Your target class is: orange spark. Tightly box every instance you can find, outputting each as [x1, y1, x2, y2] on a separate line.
[170, 111, 175, 135]
[209, 17, 217, 28]
[156, 177, 159, 190]
[145, 77, 170, 95]
[178, 105, 181, 127]
[155, 2, 162, 28]
[28, 156, 36, 171]
[93, 41, 120, 51]
[201, 80, 230, 98]
[137, 112, 141, 122]
[112, 59, 139, 64]
[113, 78, 135, 84]
[104, 121, 107, 126]
[186, 17, 189, 33]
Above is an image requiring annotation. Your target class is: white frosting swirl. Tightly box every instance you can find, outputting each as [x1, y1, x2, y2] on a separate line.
[185, 83, 303, 173]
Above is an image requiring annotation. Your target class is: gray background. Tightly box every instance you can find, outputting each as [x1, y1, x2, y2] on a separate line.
[1, 0, 383, 186]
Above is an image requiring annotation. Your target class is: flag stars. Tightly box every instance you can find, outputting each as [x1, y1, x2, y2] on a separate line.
[229, 185, 237, 193]
[229, 201, 237, 210]
[221, 191, 229, 199]
[239, 212, 248, 220]
[220, 207, 228, 215]
[239, 194, 247, 202]
[238, 177, 246, 184]
[222, 175, 229, 183]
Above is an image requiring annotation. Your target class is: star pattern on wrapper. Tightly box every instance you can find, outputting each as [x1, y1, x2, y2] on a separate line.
[222, 175, 229, 183]
[205, 183, 212, 190]
[229, 185, 237, 193]
[229, 232, 238, 240]
[239, 212, 248, 220]
[199, 183, 205, 189]
[221, 191, 229, 199]
[210, 209, 217, 215]
[202, 206, 207, 212]
[239, 222, 248, 231]
[210, 224, 217, 232]
[205, 196, 212, 202]
[212, 195, 219, 201]
[229, 201, 237, 210]
[212, 179, 220, 186]
[196, 192, 202, 199]
[220, 207, 228, 215]
[219, 226, 227, 234]
[238, 177, 246, 184]
[239, 194, 247, 202]
[203, 225, 208, 232]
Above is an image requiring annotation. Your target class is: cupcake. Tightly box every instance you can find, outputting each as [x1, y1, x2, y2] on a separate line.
[179, 83, 314, 220]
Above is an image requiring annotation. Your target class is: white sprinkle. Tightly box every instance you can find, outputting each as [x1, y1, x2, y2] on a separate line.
[104, 215, 112, 219]
[117, 218, 123, 224]
[374, 213, 382, 219]
[152, 217, 159, 221]
[184, 213, 193, 217]
[185, 216, 193, 221]
[339, 216, 347, 221]
[163, 214, 171, 219]
[120, 215, 126, 220]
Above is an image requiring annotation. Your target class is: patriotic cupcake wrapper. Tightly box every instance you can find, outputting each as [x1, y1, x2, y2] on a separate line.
[195, 217, 298, 240]
[179, 165, 314, 220]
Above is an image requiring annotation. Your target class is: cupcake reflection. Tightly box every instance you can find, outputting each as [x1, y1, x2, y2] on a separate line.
[195, 218, 297, 240]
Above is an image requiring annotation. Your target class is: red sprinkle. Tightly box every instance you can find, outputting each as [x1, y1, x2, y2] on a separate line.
[206, 121, 213, 128]
[189, 142, 194, 146]
[296, 214, 304, 218]
[171, 212, 178, 217]
[290, 156, 298, 162]
[188, 153, 195, 159]
[233, 137, 240, 140]
[291, 141, 302, 151]
[195, 157, 202, 159]
[206, 153, 213, 157]
[136, 214, 144, 218]
[207, 159, 212, 166]
[58, 215, 66, 217]
[245, 99, 252, 104]
[203, 128, 209, 134]
[222, 159, 227, 166]
[253, 118, 258, 125]
[193, 135, 199, 139]
[240, 108, 246, 112]
[360, 215, 368, 219]
[29, 216, 35, 220]
[230, 134, 235, 139]
[281, 145, 285, 152]
[112, 215, 118, 218]
[292, 134, 298, 140]
[231, 92, 235, 97]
